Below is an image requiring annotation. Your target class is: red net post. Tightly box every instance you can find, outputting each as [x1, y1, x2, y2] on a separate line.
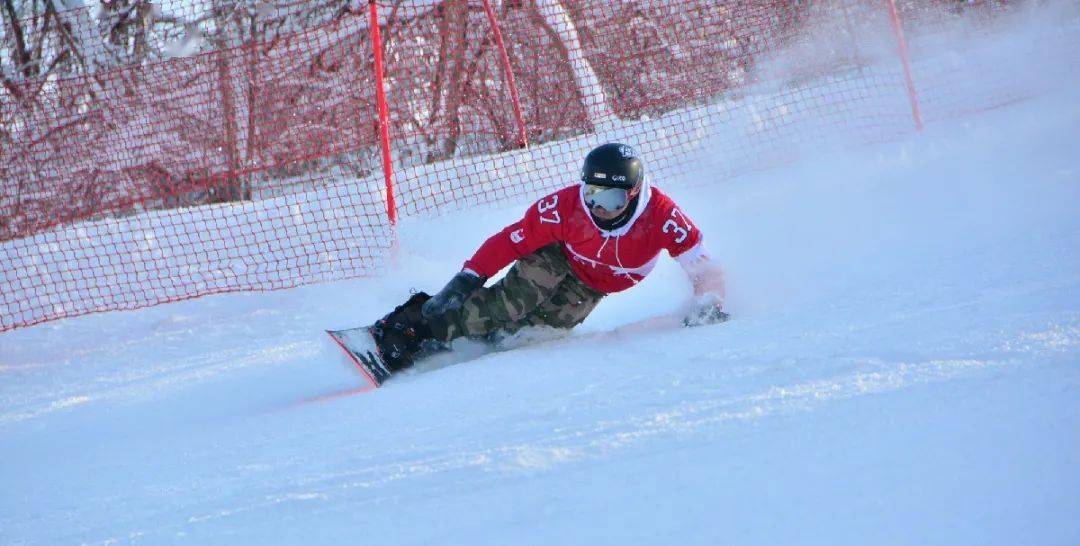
[369, 0, 398, 226]
[481, 0, 529, 149]
[885, 0, 925, 131]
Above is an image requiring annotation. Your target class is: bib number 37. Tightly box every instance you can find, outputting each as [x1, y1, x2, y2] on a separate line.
[662, 208, 692, 244]
[538, 195, 561, 224]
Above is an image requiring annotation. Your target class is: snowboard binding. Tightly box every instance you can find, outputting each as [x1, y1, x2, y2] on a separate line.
[369, 291, 437, 372]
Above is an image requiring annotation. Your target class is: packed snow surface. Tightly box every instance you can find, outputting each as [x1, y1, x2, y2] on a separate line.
[3, 20, 1080, 546]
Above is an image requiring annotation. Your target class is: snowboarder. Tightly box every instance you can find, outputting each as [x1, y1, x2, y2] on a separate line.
[369, 143, 728, 373]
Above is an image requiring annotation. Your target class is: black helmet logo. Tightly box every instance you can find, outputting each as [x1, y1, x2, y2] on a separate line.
[618, 145, 635, 158]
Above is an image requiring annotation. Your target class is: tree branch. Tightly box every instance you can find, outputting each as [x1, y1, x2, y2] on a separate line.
[2, 0, 32, 78]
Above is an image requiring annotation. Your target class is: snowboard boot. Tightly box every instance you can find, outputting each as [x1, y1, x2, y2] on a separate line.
[370, 291, 438, 372]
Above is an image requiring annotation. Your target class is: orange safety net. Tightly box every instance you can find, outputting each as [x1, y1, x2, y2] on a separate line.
[0, 0, 1039, 330]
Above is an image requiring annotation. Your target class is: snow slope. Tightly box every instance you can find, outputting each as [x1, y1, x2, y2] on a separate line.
[2, 19, 1080, 546]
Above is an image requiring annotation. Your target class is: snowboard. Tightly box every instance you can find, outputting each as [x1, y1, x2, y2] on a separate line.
[326, 327, 393, 388]
[326, 307, 728, 389]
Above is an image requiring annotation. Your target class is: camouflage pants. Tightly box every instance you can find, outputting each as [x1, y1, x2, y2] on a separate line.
[431, 244, 605, 342]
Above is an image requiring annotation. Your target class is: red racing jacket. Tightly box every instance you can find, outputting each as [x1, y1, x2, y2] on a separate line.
[462, 181, 723, 297]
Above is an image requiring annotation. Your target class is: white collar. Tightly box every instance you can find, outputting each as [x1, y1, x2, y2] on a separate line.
[578, 177, 652, 237]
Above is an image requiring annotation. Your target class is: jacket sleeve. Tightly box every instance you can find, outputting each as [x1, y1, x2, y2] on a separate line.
[675, 239, 726, 300]
[661, 202, 704, 260]
[462, 191, 566, 278]
[662, 202, 724, 301]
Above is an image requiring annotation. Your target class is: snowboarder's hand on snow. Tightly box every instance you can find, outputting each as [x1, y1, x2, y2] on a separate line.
[422, 270, 485, 320]
[683, 293, 729, 327]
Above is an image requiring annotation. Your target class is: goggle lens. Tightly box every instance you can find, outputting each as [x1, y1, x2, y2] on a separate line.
[584, 185, 630, 211]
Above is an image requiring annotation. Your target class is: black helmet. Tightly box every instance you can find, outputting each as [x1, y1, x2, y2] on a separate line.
[580, 143, 643, 190]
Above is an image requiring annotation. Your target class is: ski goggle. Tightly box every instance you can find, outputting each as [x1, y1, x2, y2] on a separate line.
[583, 184, 631, 212]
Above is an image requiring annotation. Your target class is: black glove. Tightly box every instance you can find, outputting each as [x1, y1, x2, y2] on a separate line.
[683, 294, 729, 327]
[422, 270, 485, 320]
